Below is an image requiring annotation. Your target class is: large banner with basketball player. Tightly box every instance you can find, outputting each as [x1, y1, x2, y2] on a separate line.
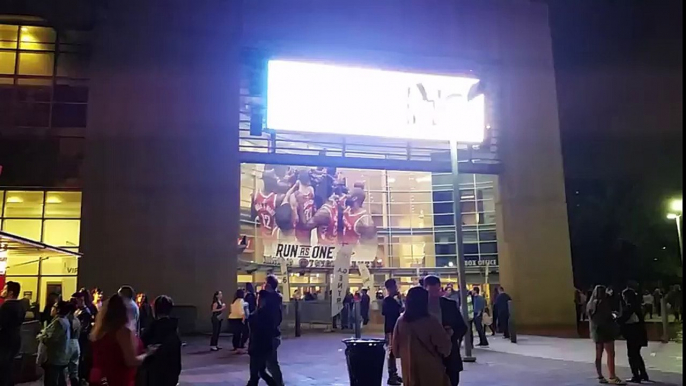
[251, 165, 379, 269]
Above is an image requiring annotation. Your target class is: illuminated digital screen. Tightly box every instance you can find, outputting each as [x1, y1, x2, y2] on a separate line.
[266, 60, 485, 142]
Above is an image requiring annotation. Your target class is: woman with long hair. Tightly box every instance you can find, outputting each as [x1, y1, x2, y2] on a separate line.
[587, 285, 625, 385]
[89, 294, 154, 386]
[618, 288, 649, 383]
[137, 293, 153, 335]
[210, 291, 226, 351]
[228, 289, 249, 352]
[392, 286, 452, 386]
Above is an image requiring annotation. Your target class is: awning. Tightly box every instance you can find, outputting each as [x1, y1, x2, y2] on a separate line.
[0, 230, 81, 275]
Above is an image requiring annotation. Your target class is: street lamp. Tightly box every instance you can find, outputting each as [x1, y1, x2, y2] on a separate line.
[667, 198, 682, 263]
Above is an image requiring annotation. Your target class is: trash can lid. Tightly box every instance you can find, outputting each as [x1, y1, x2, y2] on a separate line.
[342, 338, 386, 346]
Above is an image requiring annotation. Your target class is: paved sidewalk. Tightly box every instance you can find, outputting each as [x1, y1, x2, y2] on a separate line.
[21, 333, 683, 385]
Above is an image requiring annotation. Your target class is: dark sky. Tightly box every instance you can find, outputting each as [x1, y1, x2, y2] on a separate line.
[547, 0, 683, 188]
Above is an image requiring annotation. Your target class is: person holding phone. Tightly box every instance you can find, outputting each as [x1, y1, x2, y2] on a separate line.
[210, 291, 226, 351]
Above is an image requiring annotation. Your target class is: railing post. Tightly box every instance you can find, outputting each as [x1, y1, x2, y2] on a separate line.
[295, 299, 302, 338]
[508, 300, 517, 344]
[661, 296, 669, 343]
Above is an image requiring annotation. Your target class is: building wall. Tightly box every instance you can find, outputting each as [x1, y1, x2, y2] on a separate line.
[79, 1, 242, 330]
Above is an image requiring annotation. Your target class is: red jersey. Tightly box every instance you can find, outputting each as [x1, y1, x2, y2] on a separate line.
[253, 191, 277, 237]
[342, 207, 368, 244]
[295, 187, 315, 227]
[316, 203, 339, 245]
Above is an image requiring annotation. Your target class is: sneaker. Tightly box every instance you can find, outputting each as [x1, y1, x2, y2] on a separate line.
[387, 378, 402, 386]
[599, 376, 609, 384]
[628, 376, 642, 383]
[210, 346, 219, 352]
[608, 378, 627, 385]
[640, 375, 650, 382]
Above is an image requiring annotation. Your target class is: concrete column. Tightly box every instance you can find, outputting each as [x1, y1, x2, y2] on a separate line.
[494, 2, 576, 330]
[79, 0, 241, 331]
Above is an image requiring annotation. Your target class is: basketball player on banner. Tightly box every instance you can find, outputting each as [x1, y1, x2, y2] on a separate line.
[252, 169, 281, 258]
[342, 183, 377, 261]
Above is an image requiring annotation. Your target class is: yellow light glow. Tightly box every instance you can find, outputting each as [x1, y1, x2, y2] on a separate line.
[46, 196, 62, 204]
[670, 199, 682, 213]
[667, 213, 679, 220]
[6, 196, 23, 203]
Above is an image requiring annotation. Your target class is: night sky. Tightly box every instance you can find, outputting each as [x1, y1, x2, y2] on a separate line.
[547, 0, 682, 188]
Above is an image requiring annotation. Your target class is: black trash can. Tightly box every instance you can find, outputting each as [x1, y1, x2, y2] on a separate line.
[342, 338, 386, 386]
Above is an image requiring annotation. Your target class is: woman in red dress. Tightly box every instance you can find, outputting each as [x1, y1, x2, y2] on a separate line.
[89, 294, 154, 386]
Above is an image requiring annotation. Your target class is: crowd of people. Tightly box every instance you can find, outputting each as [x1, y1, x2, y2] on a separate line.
[209, 276, 285, 386]
[380, 276, 513, 386]
[0, 281, 182, 386]
[577, 284, 682, 324]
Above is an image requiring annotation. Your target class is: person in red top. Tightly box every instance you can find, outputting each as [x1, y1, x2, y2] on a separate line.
[90, 294, 155, 386]
[253, 170, 287, 258]
[293, 169, 316, 245]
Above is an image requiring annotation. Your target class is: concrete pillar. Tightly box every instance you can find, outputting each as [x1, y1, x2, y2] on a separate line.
[494, 2, 576, 330]
[79, 0, 241, 331]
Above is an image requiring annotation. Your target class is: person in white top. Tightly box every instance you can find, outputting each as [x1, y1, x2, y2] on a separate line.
[228, 289, 250, 352]
[642, 290, 654, 319]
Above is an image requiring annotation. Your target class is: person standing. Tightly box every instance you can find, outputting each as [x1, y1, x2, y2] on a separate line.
[141, 295, 182, 386]
[392, 286, 452, 386]
[424, 275, 468, 386]
[228, 290, 248, 352]
[642, 291, 654, 320]
[72, 292, 93, 384]
[360, 288, 371, 326]
[382, 279, 404, 386]
[618, 287, 649, 383]
[652, 288, 663, 317]
[587, 285, 625, 385]
[39, 300, 73, 386]
[66, 301, 82, 386]
[667, 285, 682, 322]
[0, 281, 25, 386]
[137, 293, 154, 336]
[118, 286, 140, 335]
[210, 291, 226, 351]
[90, 294, 154, 386]
[247, 290, 278, 386]
[471, 287, 489, 347]
[494, 286, 512, 339]
[263, 275, 285, 386]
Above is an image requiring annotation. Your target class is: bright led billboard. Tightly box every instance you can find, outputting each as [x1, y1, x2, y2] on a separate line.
[266, 60, 485, 143]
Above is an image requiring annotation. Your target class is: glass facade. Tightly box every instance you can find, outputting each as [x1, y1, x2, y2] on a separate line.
[0, 23, 88, 188]
[1, 189, 81, 306]
[239, 164, 499, 269]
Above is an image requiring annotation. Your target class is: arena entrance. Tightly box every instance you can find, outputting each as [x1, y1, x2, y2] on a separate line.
[236, 56, 502, 304]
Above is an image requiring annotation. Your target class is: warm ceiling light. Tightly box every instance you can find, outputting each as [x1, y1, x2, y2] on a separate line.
[46, 196, 62, 204]
[6, 196, 23, 203]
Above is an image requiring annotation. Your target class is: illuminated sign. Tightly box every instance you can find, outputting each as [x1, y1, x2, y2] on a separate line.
[266, 60, 485, 143]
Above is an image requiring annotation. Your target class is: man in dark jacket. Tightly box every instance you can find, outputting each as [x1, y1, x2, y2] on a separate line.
[360, 289, 371, 325]
[141, 295, 182, 386]
[424, 275, 468, 386]
[382, 279, 403, 386]
[264, 275, 285, 386]
[0, 281, 25, 386]
[494, 286, 512, 339]
[247, 290, 278, 386]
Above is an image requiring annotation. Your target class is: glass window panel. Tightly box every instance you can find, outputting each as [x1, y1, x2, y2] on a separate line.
[479, 230, 497, 241]
[56, 53, 89, 78]
[481, 212, 497, 225]
[0, 191, 3, 216]
[2, 219, 42, 240]
[44, 192, 81, 218]
[16, 82, 51, 102]
[5, 254, 40, 275]
[477, 187, 495, 201]
[464, 243, 479, 255]
[14, 102, 50, 127]
[43, 220, 80, 247]
[0, 51, 17, 74]
[52, 103, 88, 128]
[480, 242, 498, 254]
[463, 231, 478, 243]
[19, 26, 56, 50]
[0, 25, 18, 49]
[54, 80, 89, 103]
[3, 192, 43, 217]
[18, 52, 54, 76]
[433, 213, 454, 226]
[5, 276, 38, 302]
[460, 188, 476, 200]
[40, 255, 79, 275]
[461, 201, 477, 213]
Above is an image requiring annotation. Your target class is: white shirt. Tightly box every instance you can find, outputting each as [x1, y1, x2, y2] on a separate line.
[643, 294, 653, 305]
